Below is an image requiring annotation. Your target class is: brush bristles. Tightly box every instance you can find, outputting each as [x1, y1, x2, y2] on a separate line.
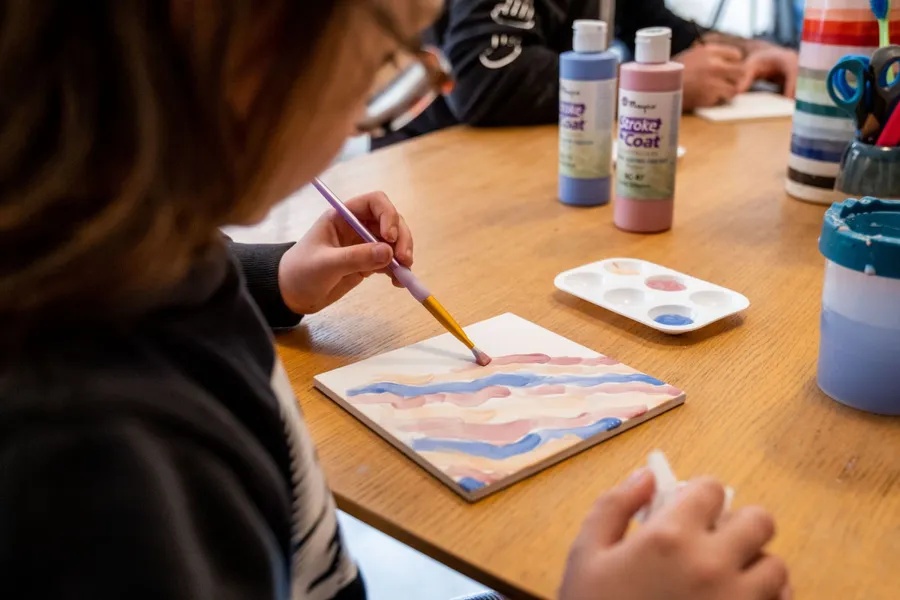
[472, 347, 492, 367]
[871, 0, 889, 19]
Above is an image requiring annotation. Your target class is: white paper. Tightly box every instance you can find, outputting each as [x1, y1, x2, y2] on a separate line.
[695, 92, 795, 123]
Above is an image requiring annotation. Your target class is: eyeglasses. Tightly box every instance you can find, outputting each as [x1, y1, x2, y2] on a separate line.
[357, 46, 454, 137]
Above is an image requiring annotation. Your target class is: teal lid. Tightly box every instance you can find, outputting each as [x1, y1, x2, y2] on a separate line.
[820, 197, 900, 279]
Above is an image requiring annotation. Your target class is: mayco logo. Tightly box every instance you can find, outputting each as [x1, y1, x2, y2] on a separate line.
[621, 96, 657, 115]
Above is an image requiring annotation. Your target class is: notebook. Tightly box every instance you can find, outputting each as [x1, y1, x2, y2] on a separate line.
[695, 91, 795, 122]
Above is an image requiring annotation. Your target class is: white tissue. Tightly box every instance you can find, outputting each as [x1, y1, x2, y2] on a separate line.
[635, 450, 734, 524]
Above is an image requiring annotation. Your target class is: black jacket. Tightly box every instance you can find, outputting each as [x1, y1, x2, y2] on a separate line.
[0, 242, 365, 600]
[377, 0, 698, 147]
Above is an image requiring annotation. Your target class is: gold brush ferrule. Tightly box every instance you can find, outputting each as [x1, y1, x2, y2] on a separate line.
[421, 296, 475, 349]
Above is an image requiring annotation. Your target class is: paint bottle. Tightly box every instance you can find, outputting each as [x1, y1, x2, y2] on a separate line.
[615, 27, 684, 232]
[558, 20, 618, 206]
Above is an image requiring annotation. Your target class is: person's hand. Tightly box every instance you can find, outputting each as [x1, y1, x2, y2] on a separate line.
[674, 43, 747, 110]
[739, 44, 799, 98]
[559, 470, 791, 600]
[277, 191, 413, 315]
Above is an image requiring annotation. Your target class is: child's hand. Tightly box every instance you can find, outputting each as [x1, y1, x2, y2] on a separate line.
[738, 45, 799, 98]
[675, 43, 746, 109]
[560, 471, 790, 600]
[278, 191, 413, 315]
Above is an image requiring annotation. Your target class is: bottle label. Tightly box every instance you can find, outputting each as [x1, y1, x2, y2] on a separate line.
[616, 89, 683, 200]
[559, 78, 617, 180]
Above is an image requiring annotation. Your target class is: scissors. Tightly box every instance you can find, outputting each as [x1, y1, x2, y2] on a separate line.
[869, 46, 900, 120]
[828, 48, 900, 142]
[827, 54, 879, 140]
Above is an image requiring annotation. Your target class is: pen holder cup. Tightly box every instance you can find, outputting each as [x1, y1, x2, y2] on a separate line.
[835, 141, 900, 200]
[817, 198, 900, 415]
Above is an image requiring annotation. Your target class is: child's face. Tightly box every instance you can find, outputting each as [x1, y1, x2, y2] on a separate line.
[234, 0, 441, 224]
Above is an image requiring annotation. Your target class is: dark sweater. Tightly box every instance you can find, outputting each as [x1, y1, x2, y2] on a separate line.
[377, 0, 698, 147]
[0, 241, 365, 600]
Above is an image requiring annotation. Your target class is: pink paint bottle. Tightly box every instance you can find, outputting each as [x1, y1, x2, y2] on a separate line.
[615, 28, 684, 233]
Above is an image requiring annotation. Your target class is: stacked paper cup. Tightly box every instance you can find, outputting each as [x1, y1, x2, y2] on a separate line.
[786, 0, 900, 204]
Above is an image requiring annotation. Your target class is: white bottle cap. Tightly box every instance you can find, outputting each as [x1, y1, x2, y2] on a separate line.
[635, 27, 672, 64]
[573, 20, 608, 53]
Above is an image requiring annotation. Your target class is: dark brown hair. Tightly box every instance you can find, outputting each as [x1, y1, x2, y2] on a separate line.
[0, 1, 348, 324]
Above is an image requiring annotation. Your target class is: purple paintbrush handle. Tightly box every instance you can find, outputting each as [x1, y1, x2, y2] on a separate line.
[391, 264, 431, 302]
[312, 178, 432, 303]
[312, 179, 378, 244]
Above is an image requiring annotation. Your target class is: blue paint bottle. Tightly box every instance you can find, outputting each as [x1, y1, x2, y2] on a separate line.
[559, 20, 618, 206]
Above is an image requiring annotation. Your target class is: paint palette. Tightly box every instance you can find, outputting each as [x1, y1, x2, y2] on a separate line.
[554, 258, 750, 334]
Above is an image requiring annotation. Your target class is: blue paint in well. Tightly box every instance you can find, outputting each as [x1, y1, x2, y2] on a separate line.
[348, 373, 664, 398]
[410, 417, 624, 459]
[457, 477, 487, 492]
[654, 313, 694, 326]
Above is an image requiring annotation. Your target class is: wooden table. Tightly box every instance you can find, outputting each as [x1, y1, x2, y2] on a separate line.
[249, 119, 900, 600]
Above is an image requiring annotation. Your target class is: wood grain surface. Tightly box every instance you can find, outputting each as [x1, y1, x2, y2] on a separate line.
[235, 119, 900, 600]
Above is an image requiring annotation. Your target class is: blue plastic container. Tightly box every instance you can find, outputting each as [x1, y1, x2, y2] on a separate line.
[817, 197, 900, 414]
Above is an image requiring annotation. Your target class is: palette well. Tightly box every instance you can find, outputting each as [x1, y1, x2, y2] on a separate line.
[554, 258, 750, 334]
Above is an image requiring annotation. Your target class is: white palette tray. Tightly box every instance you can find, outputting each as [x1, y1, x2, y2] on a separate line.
[554, 258, 750, 335]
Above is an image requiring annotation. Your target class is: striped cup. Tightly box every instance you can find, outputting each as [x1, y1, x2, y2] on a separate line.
[786, 0, 900, 204]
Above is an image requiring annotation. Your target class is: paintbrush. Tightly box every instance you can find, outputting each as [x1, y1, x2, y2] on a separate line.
[871, 0, 891, 47]
[311, 178, 492, 367]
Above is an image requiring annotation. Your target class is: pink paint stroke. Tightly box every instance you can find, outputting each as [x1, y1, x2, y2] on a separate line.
[563, 383, 683, 397]
[350, 386, 512, 409]
[526, 383, 682, 397]
[480, 354, 619, 367]
[395, 406, 649, 444]
[528, 384, 567, 396]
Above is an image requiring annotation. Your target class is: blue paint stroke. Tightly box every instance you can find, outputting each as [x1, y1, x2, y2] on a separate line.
[412, 418, 623, 460]
[348, 373, 664, 398]
[417, 433, 542, 459]
[457, 477, 487, 492]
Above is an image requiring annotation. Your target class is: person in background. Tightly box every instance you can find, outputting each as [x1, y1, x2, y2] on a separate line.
[0, 1, 788, 599]
[795, 0, 806, 39]
[375, 0, 799, 147]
